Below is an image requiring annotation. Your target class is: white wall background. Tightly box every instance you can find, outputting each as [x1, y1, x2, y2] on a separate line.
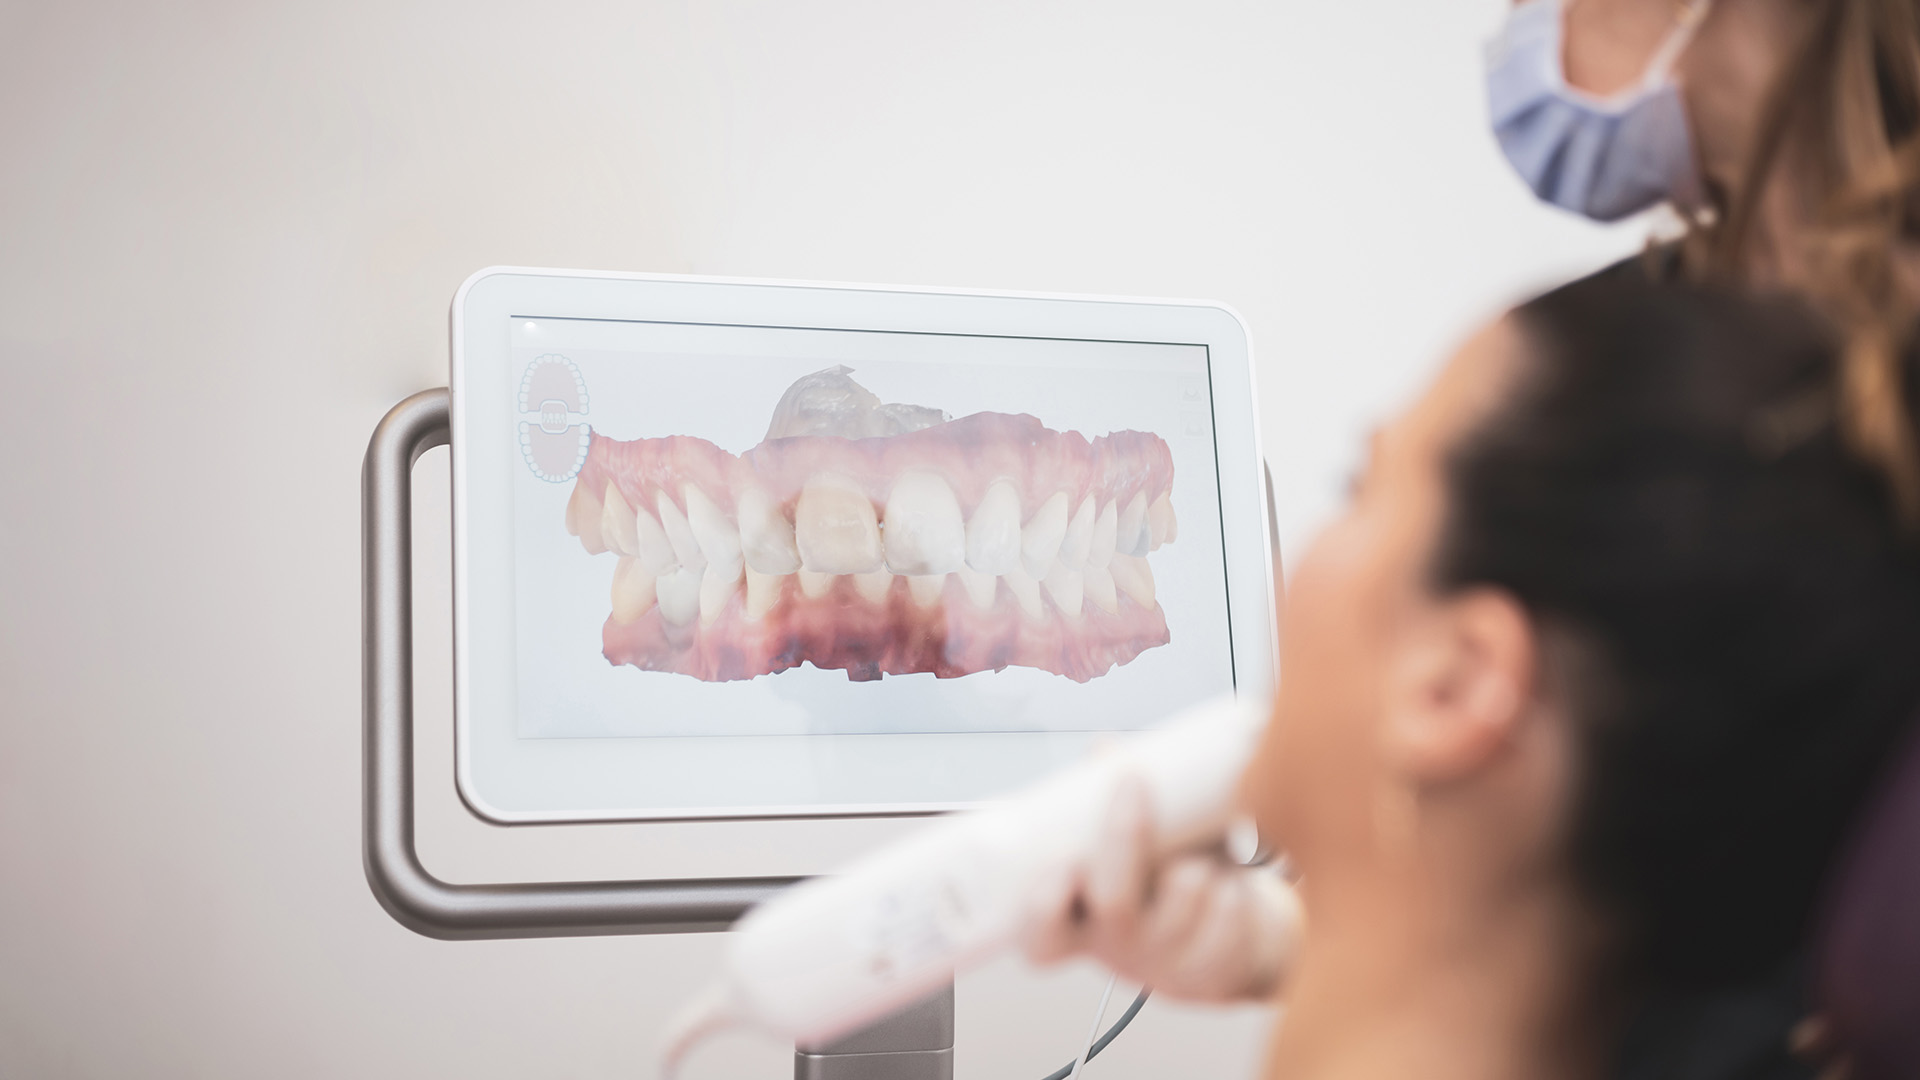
[0, 1, 1641, 1077]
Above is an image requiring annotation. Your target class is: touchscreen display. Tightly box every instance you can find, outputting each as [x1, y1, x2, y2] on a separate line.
[507, 316, 1236, 741]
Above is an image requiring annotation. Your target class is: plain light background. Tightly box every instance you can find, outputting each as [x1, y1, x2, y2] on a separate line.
[0, 1, 1641, 1077]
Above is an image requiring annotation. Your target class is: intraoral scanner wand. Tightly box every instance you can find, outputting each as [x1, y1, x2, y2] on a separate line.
[661, 694, 1288, 1073]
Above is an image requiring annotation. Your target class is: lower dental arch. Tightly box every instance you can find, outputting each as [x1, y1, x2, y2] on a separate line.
[562, 367, 1178, 683]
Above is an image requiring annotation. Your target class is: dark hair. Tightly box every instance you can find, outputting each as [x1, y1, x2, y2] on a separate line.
[1433, 268, 1920, 994]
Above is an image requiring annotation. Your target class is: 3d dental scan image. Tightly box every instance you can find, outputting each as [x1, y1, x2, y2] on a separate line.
[562, 363, 1177, 684]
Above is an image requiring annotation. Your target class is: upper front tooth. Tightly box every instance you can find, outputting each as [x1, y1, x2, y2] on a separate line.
[883, 471, 965, 575]
[1109, 553, 1156, 608]
[1021, 492, 1069, 577]
[965, 479, 1023, 575]
[1118, 492, 1150, 557]
[631, 503, 678, 574]
[1083, 564, 1119, 615]
[567, 484, 607, 555]
[1147, 492, 1177, 549]
[685, 483, 743, 582]
[610, 556, 657, 623]
[655, 565, 702, 625]
[657, 493, 706, 572]
[796, 474, 884, 574]
[1060, 495, 1096, 569]
[1088, 500, 1117, 569]
[1043, 563, 1084, 619]
[600, 484, 639, 556]
[736, 486, 802, 574]
[955, 564, 999, 609]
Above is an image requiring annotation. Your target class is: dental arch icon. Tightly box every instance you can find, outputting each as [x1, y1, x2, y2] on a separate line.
[518, 354, 592, 482]
[564, 366, 1178, 683]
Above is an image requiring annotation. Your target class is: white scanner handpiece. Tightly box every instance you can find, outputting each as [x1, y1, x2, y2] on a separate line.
[665, 694, 1268, 1062]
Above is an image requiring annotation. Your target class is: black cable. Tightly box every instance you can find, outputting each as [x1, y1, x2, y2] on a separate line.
[1036, 987, 1152, 1080]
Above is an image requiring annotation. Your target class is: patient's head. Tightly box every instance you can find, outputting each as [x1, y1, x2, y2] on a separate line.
[1247, 271, 1920, 1014]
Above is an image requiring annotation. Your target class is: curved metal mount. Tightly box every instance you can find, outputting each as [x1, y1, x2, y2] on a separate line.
[362, 388, 802, 939]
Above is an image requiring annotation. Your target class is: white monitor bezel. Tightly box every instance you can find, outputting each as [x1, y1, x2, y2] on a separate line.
[450, 266, 1277, 823]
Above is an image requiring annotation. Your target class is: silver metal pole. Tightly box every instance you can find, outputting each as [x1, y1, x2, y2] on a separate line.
[361, 388, 803, 939]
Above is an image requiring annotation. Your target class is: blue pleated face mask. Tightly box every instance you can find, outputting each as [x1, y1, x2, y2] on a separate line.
[1485, 0, 1712, 222]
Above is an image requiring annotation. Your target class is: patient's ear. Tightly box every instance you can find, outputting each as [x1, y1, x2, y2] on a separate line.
[1381, 588, 1536, 781]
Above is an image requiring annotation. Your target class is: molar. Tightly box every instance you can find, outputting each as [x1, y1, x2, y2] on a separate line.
[965, 479, 1023, 575]
[1118, 492, 1150, 557]
[600, 484, 639, 557]
[1002, 567, 1046, 620]
[685, 483, 743, 582]
[1043, 563, 1085, 619]
[1083, 564, 1119, 615]
[609, 556, 657, 624]
[908, 574, 947, 608]
[656, 493, 706, 573]
[883, 471, 965, 575]
[854, 570, 895, 604]
[955, 564, 999, 610]
[1088, 500, 1117, 569]
[1060, 495, 1096, 569]
[796, 474, 884, 574]
[1021, 492, 1070, 577]
[655, 565, 702, 626]
[1148, 491, 1177, 549]
[1109, 554, 1156, 608]
[566, 484, 607, 555]
[744, 566, 784, 620]
[699, 566, 738, 626]
[736, 486, 801, 575]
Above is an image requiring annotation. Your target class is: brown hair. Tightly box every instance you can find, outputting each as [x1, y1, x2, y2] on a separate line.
[1684, 0, 1920, 523]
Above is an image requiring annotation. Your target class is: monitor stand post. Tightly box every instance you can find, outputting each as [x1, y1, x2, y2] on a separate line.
[794, 984, 954, 1080]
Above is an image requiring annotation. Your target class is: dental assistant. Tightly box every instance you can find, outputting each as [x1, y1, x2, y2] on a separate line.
[1023, 0, 1920, 1019]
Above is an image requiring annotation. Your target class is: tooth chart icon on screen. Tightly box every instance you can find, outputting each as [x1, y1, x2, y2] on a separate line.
[554, 364, 1178, 684]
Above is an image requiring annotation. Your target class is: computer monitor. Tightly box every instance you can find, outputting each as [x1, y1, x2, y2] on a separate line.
[451, 268, 1277, 822]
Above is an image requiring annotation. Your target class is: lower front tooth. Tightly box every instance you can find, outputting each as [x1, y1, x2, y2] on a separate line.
[1147, 492, 1177, 549]
[797, 569, 836, 599]
[567, 484, 607, 555]
[796, 475, 884, 574]
[1061, 496, 1096, 569]
[601, 484, 639, 556]
[965, 479, 1023, 575]
[699, 567, 738, 626]
[655, 565, 702, 625]
[1002, 567, 1045, 620]
[1109, 554, 1156, 608]
[1021, 492, 1069, 577]
[744, 566, 784, 620]
[657, 493, 707, 572]
[1043, 563, 1084, 619]
[908, 574, 946, 607]
[883, 471, 965, 575]
[1083, 564, 1119, 615]
[955, 564, 999, 610]
[854, 570, 894, 604]
[610, 556, 657, 623]
[736, 486, 801, 574]
[1118, 492, 1149, 557]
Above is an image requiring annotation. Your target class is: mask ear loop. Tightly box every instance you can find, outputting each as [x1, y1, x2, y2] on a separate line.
[1640, 0, 1715, 89]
